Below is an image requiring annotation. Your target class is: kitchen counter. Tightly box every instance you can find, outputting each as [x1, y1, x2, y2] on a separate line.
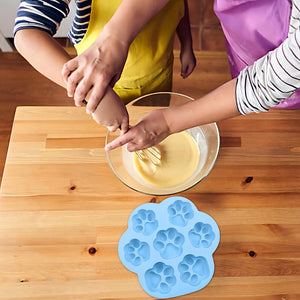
[0, 104, 299, 299]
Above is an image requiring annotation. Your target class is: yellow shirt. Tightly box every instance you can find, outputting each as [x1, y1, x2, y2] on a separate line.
[74, 0, 184, 103]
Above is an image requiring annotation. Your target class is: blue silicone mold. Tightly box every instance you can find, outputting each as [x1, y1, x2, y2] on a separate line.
[118, 196, 220, 298]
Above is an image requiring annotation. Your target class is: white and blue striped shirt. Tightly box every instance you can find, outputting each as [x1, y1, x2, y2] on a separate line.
[14, 0, 91, 45]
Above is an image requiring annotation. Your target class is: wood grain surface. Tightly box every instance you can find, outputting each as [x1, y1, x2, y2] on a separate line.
[0, 105, 299, 300]
[0, 50, 230, 183]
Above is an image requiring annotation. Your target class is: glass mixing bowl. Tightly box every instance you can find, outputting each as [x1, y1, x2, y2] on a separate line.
[105, 92, 220, 195]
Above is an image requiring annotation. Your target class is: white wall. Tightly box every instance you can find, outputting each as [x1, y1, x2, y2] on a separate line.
[0, 0, 76, 50]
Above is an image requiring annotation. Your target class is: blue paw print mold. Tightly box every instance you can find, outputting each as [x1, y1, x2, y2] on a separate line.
[189, 222, 216, 248]
[124, 239, 150, 266]
[118, 196, 220, 299]
[178, 254, 209, 286]
[145, 262, 176, 294]
[132, 209, 158, 236]
[168, 199, 194, 227]
[153, 228, 185, 259]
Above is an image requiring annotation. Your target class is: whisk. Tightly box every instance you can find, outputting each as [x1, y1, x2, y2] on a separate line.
[82, 100, 162, 166]
[135, 146, 162, 166]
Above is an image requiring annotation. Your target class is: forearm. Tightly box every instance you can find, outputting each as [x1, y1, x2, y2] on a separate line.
[176, 0, 193, 50]
[164, 78, 240, 134]
[236, 27, 300, 114]
[14, 29, 71, 88]
[100, 0, 170, 45]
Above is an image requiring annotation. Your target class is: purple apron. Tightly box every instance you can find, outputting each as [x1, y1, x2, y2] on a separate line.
[214, 0, 300, 109]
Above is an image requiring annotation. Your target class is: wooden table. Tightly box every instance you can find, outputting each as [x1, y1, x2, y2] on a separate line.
[0, 106, 299, 299]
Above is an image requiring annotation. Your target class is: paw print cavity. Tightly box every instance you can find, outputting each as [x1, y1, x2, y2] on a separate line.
[132, 209, 158, 236]
[145, 262, 176, 294]
[124, 239, 150, 266]
[189, 222, 215, 248]
[168, 200, 194, 227]
[178, 254, 209, 286]
[154, 228, 185, 259]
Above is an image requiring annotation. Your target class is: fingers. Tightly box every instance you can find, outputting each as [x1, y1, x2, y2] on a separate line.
[68, 73, 106, 112]
[67, 71, 84, 100]
[181, 63, 196, 79]
[181, 65, 189, 78]
[62, 58, 78, 84]
[119, 118, 130, 134]
[73, 79, 93, 108]
[106, 124, 121, 132]
[70, 72, 111, 113]
[126, 142, 140, 152]
[85, 81, 107, 114]
[105, 130, 135, 151]
[63, 58, 88, 105]
[186, 64, 196, 78]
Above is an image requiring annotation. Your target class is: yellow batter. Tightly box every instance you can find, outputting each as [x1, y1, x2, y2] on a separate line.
[133, 131, 199, 187]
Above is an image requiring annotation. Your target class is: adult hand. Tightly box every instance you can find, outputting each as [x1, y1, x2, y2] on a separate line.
[62, 31, 130, 114]
[105, 109, 171, 152]
[180, 48, 196, 79]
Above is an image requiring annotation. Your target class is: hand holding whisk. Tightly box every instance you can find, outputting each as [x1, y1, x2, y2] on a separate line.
[135, 146, 162, 166]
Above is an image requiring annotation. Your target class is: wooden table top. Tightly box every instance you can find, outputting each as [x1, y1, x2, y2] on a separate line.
[0, 106, 299, 300]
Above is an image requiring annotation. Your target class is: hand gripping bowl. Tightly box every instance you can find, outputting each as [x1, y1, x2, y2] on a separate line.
[105, 92, 220, 195]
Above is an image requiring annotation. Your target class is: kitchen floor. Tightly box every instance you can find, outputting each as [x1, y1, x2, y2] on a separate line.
[0, 49, 231, 183]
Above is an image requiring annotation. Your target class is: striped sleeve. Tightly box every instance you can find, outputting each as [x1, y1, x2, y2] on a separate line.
[68, 0, 91, 45]
[235, 25, 300, 115]
[14, 0, 70, 36]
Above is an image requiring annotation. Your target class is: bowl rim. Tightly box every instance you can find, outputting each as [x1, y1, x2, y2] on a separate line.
[105, 92, 220, 195]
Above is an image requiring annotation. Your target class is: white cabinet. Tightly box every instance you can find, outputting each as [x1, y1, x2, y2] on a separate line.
[0, 0, 76, 51]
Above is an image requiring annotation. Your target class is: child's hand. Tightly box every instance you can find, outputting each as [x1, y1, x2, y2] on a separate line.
[180, 48, 196, 78]
[105, 109, 170, 152]
[92, 88, 129, 133]
[62, 33, 129, 114]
